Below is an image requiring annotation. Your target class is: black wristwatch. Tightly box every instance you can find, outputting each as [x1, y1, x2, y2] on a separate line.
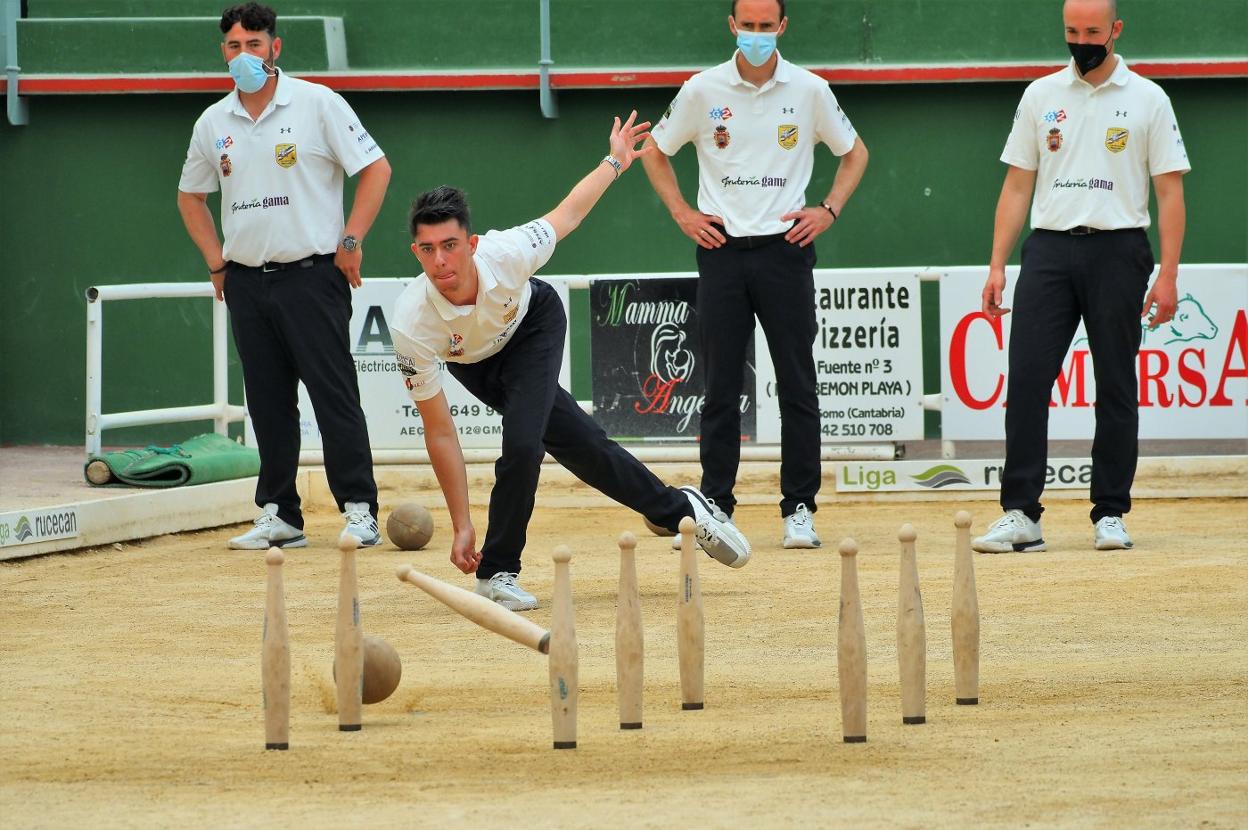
[340, 234, 360, 252]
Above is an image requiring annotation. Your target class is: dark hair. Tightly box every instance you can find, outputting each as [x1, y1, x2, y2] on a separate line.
[220, 3, 277, 37]
[731, 0, 786, 20]
[409, 186, 472, 237]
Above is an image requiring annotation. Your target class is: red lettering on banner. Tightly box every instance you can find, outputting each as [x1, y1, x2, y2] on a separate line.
[1210, 310, 1248, 406]
[1052, 349, 1091, 408]
[1138, 350, 1173, 407]
[1176, 349, 1207, 407]
[949, 313, 1004, 410]
[634, 374, 681, 414]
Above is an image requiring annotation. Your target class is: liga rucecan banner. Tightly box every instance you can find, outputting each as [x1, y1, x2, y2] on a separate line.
[939, 264, 1248, 440]
[590, 278, 757, 442]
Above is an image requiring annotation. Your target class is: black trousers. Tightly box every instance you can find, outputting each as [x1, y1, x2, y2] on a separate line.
[694, 238, 822, 518]
[1001, 229, 1153, 524]
[224, 258, 378, 529]
[449, 279, 692, 578]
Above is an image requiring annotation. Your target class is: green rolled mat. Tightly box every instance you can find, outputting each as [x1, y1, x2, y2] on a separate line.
[84, 433, 260, 488]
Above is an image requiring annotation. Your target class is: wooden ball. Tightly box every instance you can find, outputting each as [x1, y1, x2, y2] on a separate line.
[335, 635, 402, 704]
[387, 502, 433, 550]
[643, 516, 676, 537]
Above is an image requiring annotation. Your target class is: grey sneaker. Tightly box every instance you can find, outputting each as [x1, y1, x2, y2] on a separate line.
[782, 503, 821, 549]
[1094, 516, 1133, 550]
[681, 487, 750, 568]
[342, 501, 382, 547]
[972, 509, 1045, 553]
[475, 572, 539, 611]
[229, 503, 307, 550]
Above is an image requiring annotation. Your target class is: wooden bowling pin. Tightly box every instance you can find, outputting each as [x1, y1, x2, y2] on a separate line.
[838, 538, 867, 743]
[550, 546, 578, 749]
[952, 511, 980, 705]
[262, 548, 290, 750]
[335, 534, 363, 731]
[676, 516, 704, 711]
[897, 523, 927, 725]
[615, 532, 644, 730]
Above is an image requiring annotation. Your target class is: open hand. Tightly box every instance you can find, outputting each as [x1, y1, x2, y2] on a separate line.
[608, 110, 654, 175]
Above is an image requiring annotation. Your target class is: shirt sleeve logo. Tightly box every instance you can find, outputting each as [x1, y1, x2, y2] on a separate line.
[274, 143, 298, 168]
[777, 124, 798, 150]
[1046, 128, 1063, 153]
[1104, 128, 1129, 153]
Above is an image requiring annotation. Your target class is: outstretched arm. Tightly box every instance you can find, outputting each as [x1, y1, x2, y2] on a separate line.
[542, 111, 652, 240]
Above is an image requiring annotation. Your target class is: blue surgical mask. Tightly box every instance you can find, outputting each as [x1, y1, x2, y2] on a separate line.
[229, 52, 273, 94]
[736, 30, 777, 67]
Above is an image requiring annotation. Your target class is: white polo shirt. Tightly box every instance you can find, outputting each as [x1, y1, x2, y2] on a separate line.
[389, 219, 557, 402]
[178, 71, 385, 266]
[1001, 57, 1190, 231]
[652, 52, 858, 237]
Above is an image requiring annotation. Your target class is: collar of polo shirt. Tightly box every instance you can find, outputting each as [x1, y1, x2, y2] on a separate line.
[727, 50, 793, 92]
[227, 68, 291, 119]
[1061, 55, 1131, 90]
[423, 255, 500, 320]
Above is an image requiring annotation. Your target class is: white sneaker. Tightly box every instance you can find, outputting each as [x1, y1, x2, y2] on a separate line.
[475, 572, 539, 611]
[229, 503, 307, 550]
[671, 513, 736, 550]
[782, 503, 821, 549]
[341, 502, 382, 547]
[1094, 516, 1134, 550]
[971, 509, 1045, 553]
[681, 487, 750, 568]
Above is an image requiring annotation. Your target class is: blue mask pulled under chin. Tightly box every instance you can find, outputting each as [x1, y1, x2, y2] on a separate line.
[229, 52, 274, 94]
[735, 30, 777, 67]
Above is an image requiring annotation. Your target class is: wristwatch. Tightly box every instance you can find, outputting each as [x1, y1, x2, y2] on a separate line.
[340, 234, 360, 252]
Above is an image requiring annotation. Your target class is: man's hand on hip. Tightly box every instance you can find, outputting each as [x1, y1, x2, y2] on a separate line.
[781, 206, 834, 247]
[674, 205, 726, 249]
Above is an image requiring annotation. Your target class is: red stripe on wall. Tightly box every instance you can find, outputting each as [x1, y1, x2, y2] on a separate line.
[2, 60, 1245, 94]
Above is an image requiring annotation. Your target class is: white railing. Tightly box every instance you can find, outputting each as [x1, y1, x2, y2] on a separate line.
[84, 283, 247, 455]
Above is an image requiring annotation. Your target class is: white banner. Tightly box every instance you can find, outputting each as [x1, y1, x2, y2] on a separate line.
[0, 507, 81, 548]
[247, 278, 570, 451]
[939, 264, 1248, 440]
[756, 269, 926, 443]
[835, 458, 1094, 492]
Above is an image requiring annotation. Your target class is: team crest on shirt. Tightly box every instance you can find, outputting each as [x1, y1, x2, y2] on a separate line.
[713, 125, 731, 149]
[777, 124, 798, 150]
[274, 143, 297, 168]
[448, 333, 465, 357]
[219, 153, 232, 177]
[503, 304, 517, 324]
[1105, 128, 1129, 153]
[1046, 128, 1063, 152]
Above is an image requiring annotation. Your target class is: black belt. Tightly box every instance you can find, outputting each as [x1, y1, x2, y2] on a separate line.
[720, 231, 789, 250]
[233, 253, 336, 273]
[1067, 225, 1100, 235]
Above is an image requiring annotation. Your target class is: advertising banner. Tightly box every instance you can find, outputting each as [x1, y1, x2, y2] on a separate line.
[0, 507, 81, 548]
[755, 269, 926, 443]
[835, 458, 1095, 493]
[590, 278, 756, 441]
[940, 264, 1248, 440]
[250, 278, 570, 451]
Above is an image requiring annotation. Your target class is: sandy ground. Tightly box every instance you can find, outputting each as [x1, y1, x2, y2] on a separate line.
[1, 497, 1245, 829]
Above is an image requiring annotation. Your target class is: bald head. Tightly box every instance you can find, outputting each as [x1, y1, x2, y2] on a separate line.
[1064, 0, 1118, 26]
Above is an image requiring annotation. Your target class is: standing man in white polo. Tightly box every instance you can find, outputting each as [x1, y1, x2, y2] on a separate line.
[975, 0, 1189, 553]
[177, 2, 392, 549]
[641, 0, 869, 549]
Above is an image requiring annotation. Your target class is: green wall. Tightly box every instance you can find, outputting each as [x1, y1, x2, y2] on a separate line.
[3, 0, 1246, 445]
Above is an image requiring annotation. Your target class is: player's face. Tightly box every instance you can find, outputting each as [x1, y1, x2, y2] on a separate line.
[220, 22, 280, 66]
[1063, 0, 1119, 45]
[411, 220, 480, 301]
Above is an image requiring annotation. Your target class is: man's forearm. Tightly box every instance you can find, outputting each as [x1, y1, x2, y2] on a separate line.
[344, 158, 392, 241]
[177, 192, 225, 267]
[989, 182, 1033, 270]
[423, 427, 472, 532]
[823, 138, 869, 215]
[640, 140, 690, 217]
[1155, 179, 1186, 280]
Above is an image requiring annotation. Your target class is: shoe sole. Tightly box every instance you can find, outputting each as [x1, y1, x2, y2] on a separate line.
[972, 538, 1046, 553]
[783, 537, 821, 549]
[1095, 540, 1133, 550]
[477, 593, 539, 612]
[229, 535, 308, 550]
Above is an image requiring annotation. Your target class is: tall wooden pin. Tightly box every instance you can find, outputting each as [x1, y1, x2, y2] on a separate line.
[550, 545, 578, 749]
[897, 523, 927, 725]
[616, 532, 644, 730]
[335, 534, 363, 731]
[952, 511, 980, 705]
[676, 516, 704, 710]
[838, 538, 867, 743]
[262, 547, 290, 750]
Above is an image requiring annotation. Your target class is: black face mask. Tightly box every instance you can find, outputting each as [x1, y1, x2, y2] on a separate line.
[1068, 30, 1114, 76]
